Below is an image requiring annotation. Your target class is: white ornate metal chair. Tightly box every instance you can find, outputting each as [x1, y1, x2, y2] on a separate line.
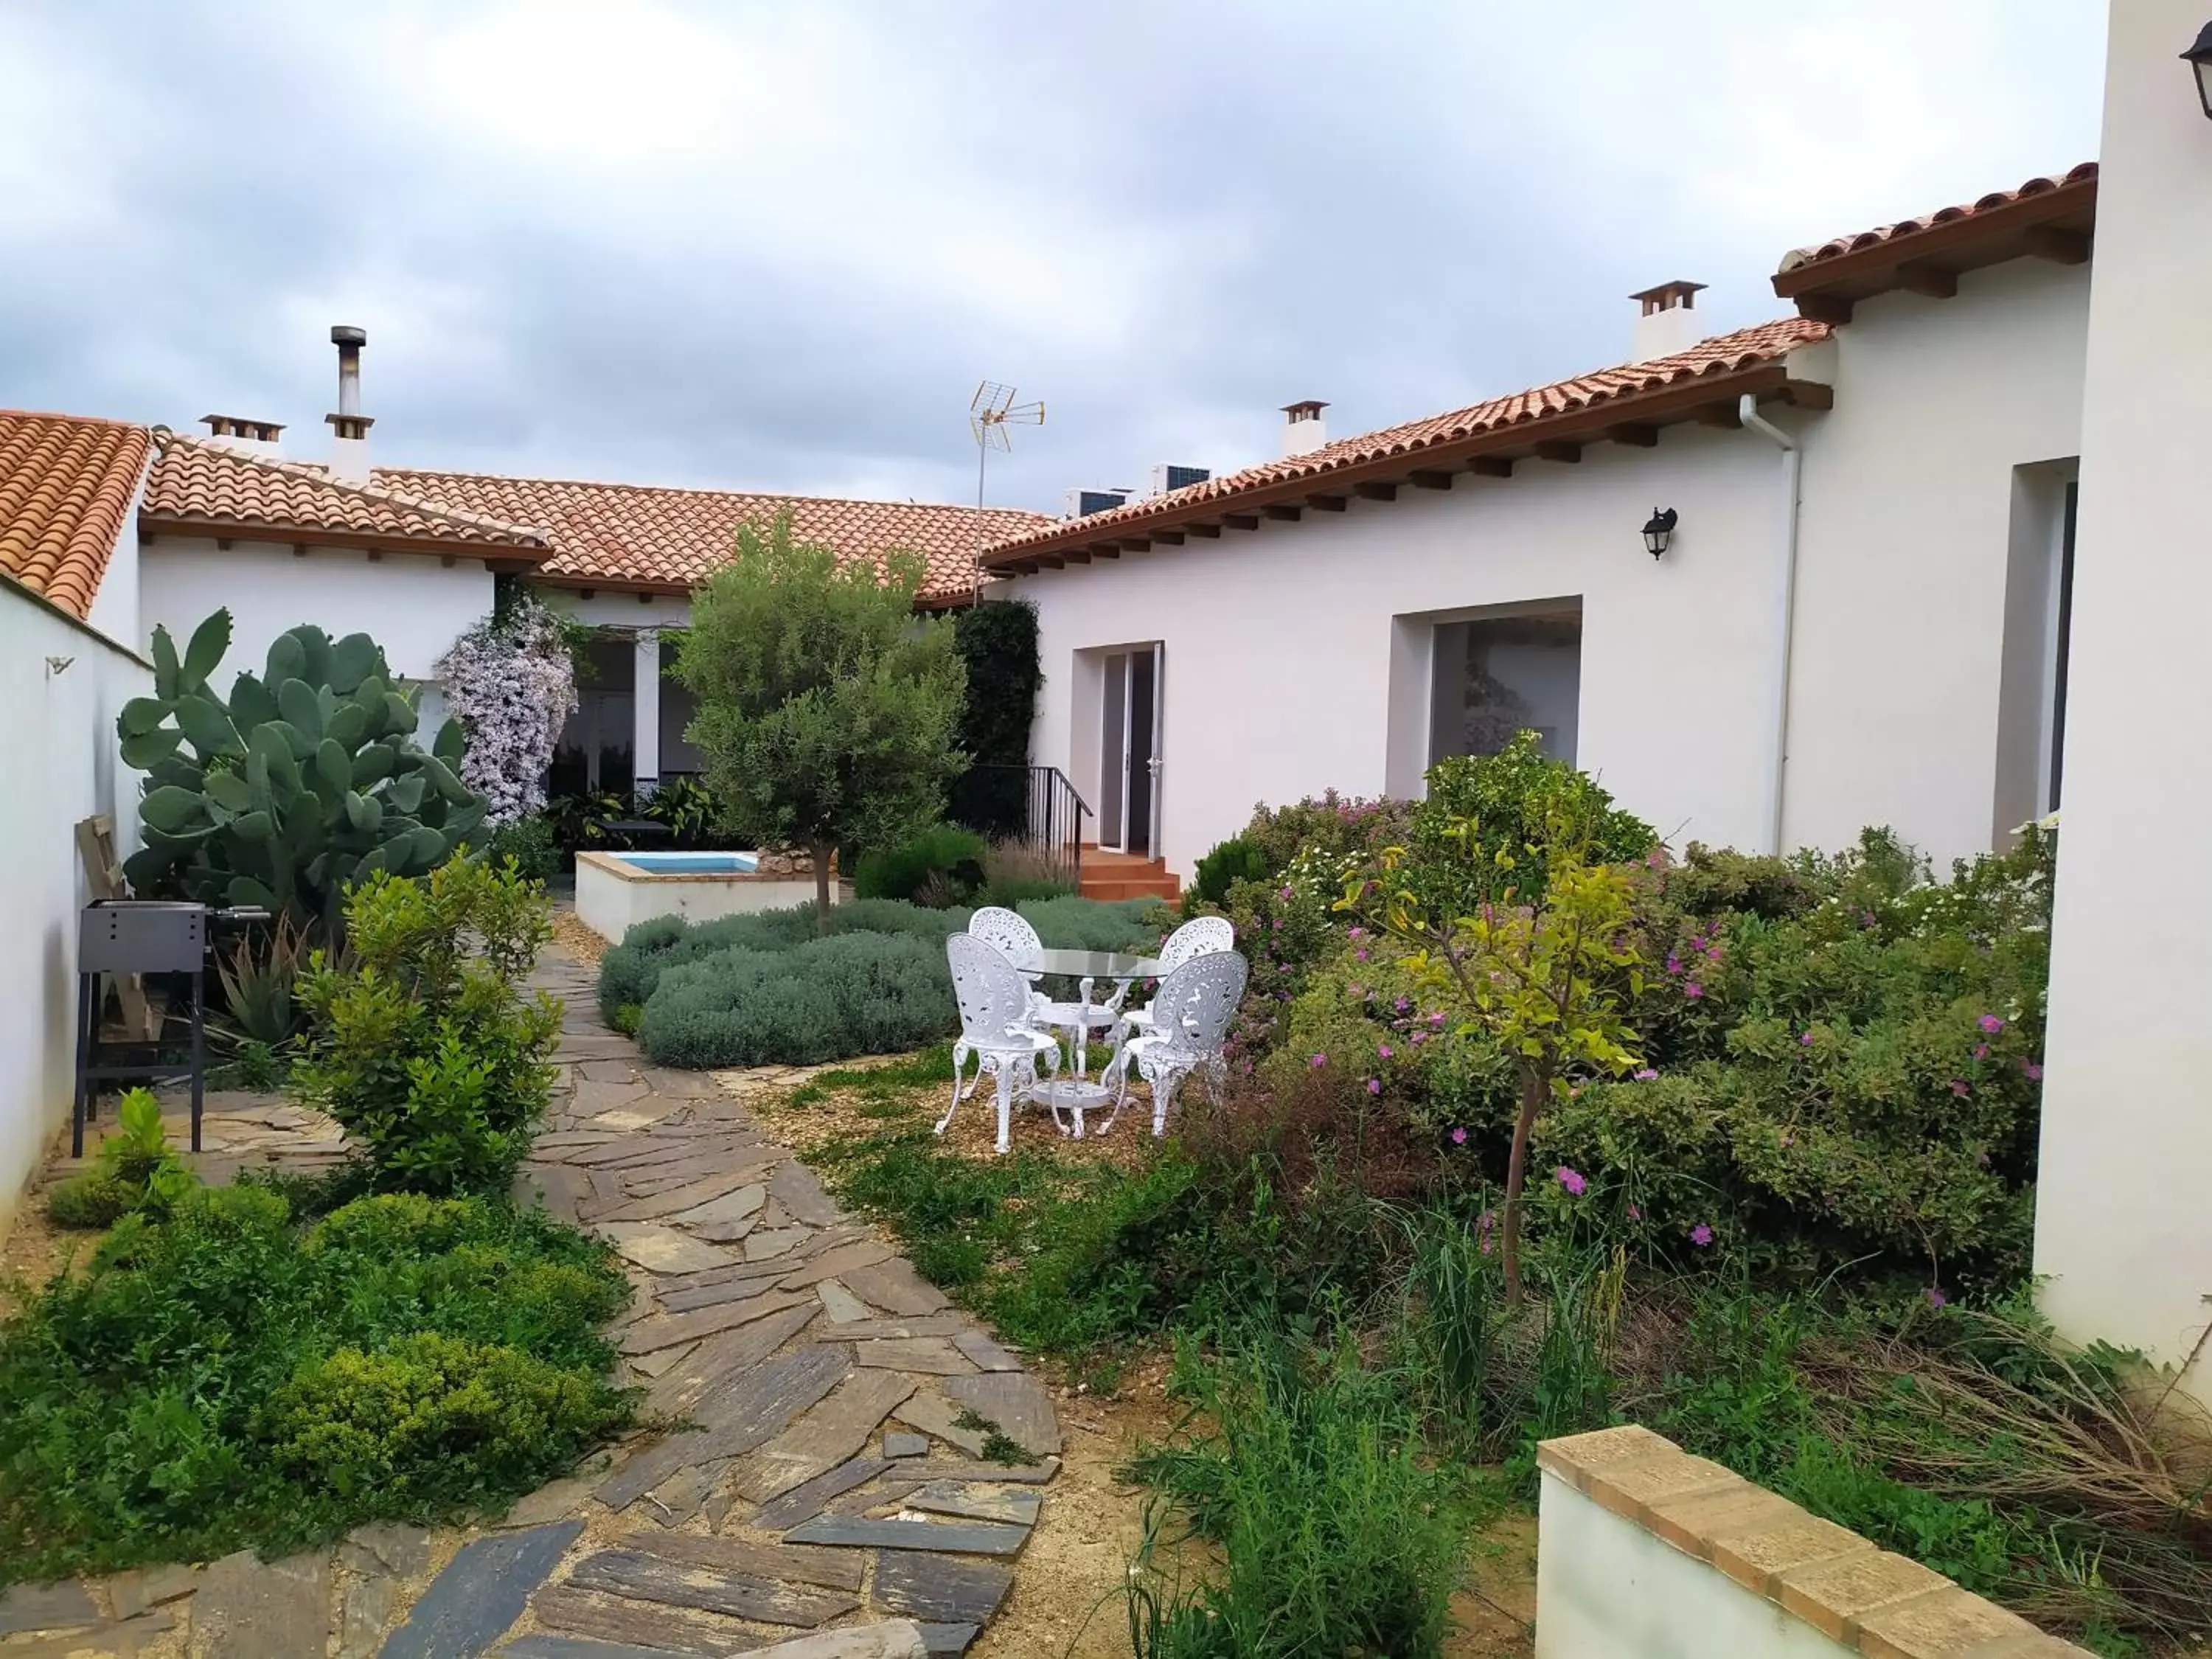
[1113, 915, 1236, 1044]
[1099, 949, 1248, 1138]
[969, 905, 1127, 1061]
[942, 933, 1060, 1155]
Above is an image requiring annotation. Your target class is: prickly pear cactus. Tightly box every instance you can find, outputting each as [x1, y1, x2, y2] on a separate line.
[117, 609, 487, 937]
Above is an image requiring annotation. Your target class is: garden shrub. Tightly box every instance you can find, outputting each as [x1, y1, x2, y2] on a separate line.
[479, 813, 562, 885]
[293, 858, 560, 1195]
[265, 1331, 622, 1505]
[46, 1087, 195, 1229]
[1538, 826, 2056, 1295]
[853, 823, 988, 903]
[0, 1186, 630, 1582]
[946, 599, 1042, 841]
[1188, 833, 1269, 911]
[598, 898, 961, 1015]
[639, 932, 956, 1068]
[1015, 894, 1165, 953]
[605, 894, 1166, 1066]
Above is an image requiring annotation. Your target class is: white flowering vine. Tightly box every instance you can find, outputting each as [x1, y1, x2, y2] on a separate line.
[435, 594, 580, 824]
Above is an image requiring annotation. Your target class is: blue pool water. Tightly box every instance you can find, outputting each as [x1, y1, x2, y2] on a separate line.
[615, 851, 761, 874]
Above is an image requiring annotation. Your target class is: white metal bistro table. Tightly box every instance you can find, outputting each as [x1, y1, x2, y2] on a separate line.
[1006, 945, 1162, 1136]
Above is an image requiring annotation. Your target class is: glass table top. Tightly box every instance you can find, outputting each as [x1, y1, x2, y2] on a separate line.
[1007, 947, 1163, 979]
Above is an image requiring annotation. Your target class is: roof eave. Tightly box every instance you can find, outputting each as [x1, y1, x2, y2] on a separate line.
[984, 361, 1826, 573]
[1771, 174, 2097, 322]
[139, 512, 553, 566]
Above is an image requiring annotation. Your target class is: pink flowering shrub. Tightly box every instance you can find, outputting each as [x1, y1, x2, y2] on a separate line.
[435, 595, 580, 827]
[1540, 824, 2055, 1295]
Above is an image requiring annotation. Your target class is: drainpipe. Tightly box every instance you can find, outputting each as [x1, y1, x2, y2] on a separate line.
[1739, 392, 1801, 857]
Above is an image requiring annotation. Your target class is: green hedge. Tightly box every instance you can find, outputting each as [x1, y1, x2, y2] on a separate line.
[611, 894, 1171, 1068]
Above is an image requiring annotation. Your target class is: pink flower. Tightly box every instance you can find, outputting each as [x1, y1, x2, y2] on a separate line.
[1978, 1014, 2005, 1034]
[1377, 1043, 1394, 1060]
[1950, 1079, 1972, 1097]
[1665, 955, 1683, 975]
[1689, 934, 1706, 950]
[1972, 1043, 1989, 1060]
[1799, 1032, 1814, 1046]
[1780, 1132, 1795, 1147]
[1354, 949, 1370, 962]
[1366, 1078, 1382, 1095]
[1634, 1067, 1658, 1081]
[1410, 1031, 1426, 1046]
[1451, 1127, 1468, 1145]
[1309, 1052, 1327, 1068]
[1430, 1011, 1446, 1026]
[1627, 1203, 1642, 1220]
[1927, 1287, 1947, 1310]
[1348, 926, 1364, 939]
[1685, 982, 1704, 1000]
[1557, 1166, 1587, 1196]
[1690, 1223, 1714, 1247]
[2023, 1061, 2042, 1081]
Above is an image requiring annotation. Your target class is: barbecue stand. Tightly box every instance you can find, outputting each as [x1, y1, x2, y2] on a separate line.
[72, 901, 266, 1158]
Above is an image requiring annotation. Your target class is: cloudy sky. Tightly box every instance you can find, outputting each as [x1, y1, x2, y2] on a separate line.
[1, 2, 2105, 514]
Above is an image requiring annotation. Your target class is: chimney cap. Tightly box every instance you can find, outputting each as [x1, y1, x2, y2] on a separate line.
[1281, 399, 1329, 421]
[330, 324, 368, 347]
[200, 414, 286, 437]
[1628, 280, 1707, 315]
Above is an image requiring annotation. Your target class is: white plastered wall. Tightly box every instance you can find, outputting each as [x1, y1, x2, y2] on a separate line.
[2034, 0, 2212, 1402]
[1784, 260, 2090, 861]
[139, 536, 498, 731]
[0, 582, 152, 1229]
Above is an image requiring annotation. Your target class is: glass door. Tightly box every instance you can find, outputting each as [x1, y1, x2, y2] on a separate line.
[1098, 644, 1163, 855]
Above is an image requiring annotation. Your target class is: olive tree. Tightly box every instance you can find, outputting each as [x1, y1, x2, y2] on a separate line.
[675, 516, 967, 924]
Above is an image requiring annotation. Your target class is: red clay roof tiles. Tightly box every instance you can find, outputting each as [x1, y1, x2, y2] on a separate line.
[0, 408, 152, 619]
[142, 432, 552, 552]
[985, 316, 1832, 563]
[1777, 163, 2098, 274]
[373, 467, 1048, 603]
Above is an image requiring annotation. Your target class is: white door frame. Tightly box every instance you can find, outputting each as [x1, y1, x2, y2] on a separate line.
[1097, 642, 1164, 855]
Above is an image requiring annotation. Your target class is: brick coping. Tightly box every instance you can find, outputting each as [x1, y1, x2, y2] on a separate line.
[1537, 1425, 2093, 1658]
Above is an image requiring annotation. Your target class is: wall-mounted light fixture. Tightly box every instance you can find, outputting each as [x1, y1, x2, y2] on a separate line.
[2185, 21, 2212, 119]
[1642, 507, 1678, 560]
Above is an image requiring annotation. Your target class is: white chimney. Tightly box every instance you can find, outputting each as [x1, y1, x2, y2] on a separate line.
[324, 324, 374, 482]
[1630, 282, 1707, 363]
[1281, 400, 1329, 457]
[197, 415, 286, 459]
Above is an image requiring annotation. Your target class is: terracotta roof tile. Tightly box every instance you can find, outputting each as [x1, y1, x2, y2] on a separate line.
[1777, 162, 2098, 274]
[372, 467, 1049, 602]
[0, 408, 152, 619]
[986, 316, 1830, 563]
[142, 432, 552, 552]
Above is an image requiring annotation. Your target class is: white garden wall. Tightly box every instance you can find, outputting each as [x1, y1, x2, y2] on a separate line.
[1536, 1426, 2087, 1658]
[2035, 0, 2212, 1403]
[0, 580, 152, 1230]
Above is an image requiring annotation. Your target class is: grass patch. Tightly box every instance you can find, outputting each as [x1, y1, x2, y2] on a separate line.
[1127, 1329, 1506, 1659]
[0, 1186, 633, 1585]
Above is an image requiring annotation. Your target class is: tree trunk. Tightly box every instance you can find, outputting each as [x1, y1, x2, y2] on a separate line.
[811, 841, 834, 933]
[1500, 1060, 1549, 1306]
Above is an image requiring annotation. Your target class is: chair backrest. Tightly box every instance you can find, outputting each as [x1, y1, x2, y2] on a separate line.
[1147, 949, 1248, 1057]
[968, 905, 1043, 963]
[947, 933, 1039, 1047]
[1158, 915, 1235, 973]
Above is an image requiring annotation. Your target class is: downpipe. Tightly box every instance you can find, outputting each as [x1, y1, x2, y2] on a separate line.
[1739, 392, 1801, 857]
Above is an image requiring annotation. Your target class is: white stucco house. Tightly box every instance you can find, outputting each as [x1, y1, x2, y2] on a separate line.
[981, 171, 2099, 883]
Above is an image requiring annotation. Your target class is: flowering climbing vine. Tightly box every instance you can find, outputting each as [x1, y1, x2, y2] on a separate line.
[434, 592, 580, 825]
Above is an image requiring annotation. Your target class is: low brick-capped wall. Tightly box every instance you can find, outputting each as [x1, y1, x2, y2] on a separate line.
[1536, 1425, 2090, 1659]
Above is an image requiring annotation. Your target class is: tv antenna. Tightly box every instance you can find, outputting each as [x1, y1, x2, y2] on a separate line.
[967, 380, 1044, 597]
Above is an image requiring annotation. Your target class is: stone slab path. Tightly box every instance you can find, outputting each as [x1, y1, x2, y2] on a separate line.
[5, 942, 1055, 1658]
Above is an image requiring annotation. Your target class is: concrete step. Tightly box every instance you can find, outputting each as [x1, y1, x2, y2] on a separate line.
[1080, 874, 1181, 902]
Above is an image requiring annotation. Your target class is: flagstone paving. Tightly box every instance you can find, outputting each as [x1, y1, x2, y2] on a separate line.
[13, 940, 1052, 1658]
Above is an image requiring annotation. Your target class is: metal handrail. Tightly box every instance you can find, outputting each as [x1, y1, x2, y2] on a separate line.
[966, 763, 1091, 888]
